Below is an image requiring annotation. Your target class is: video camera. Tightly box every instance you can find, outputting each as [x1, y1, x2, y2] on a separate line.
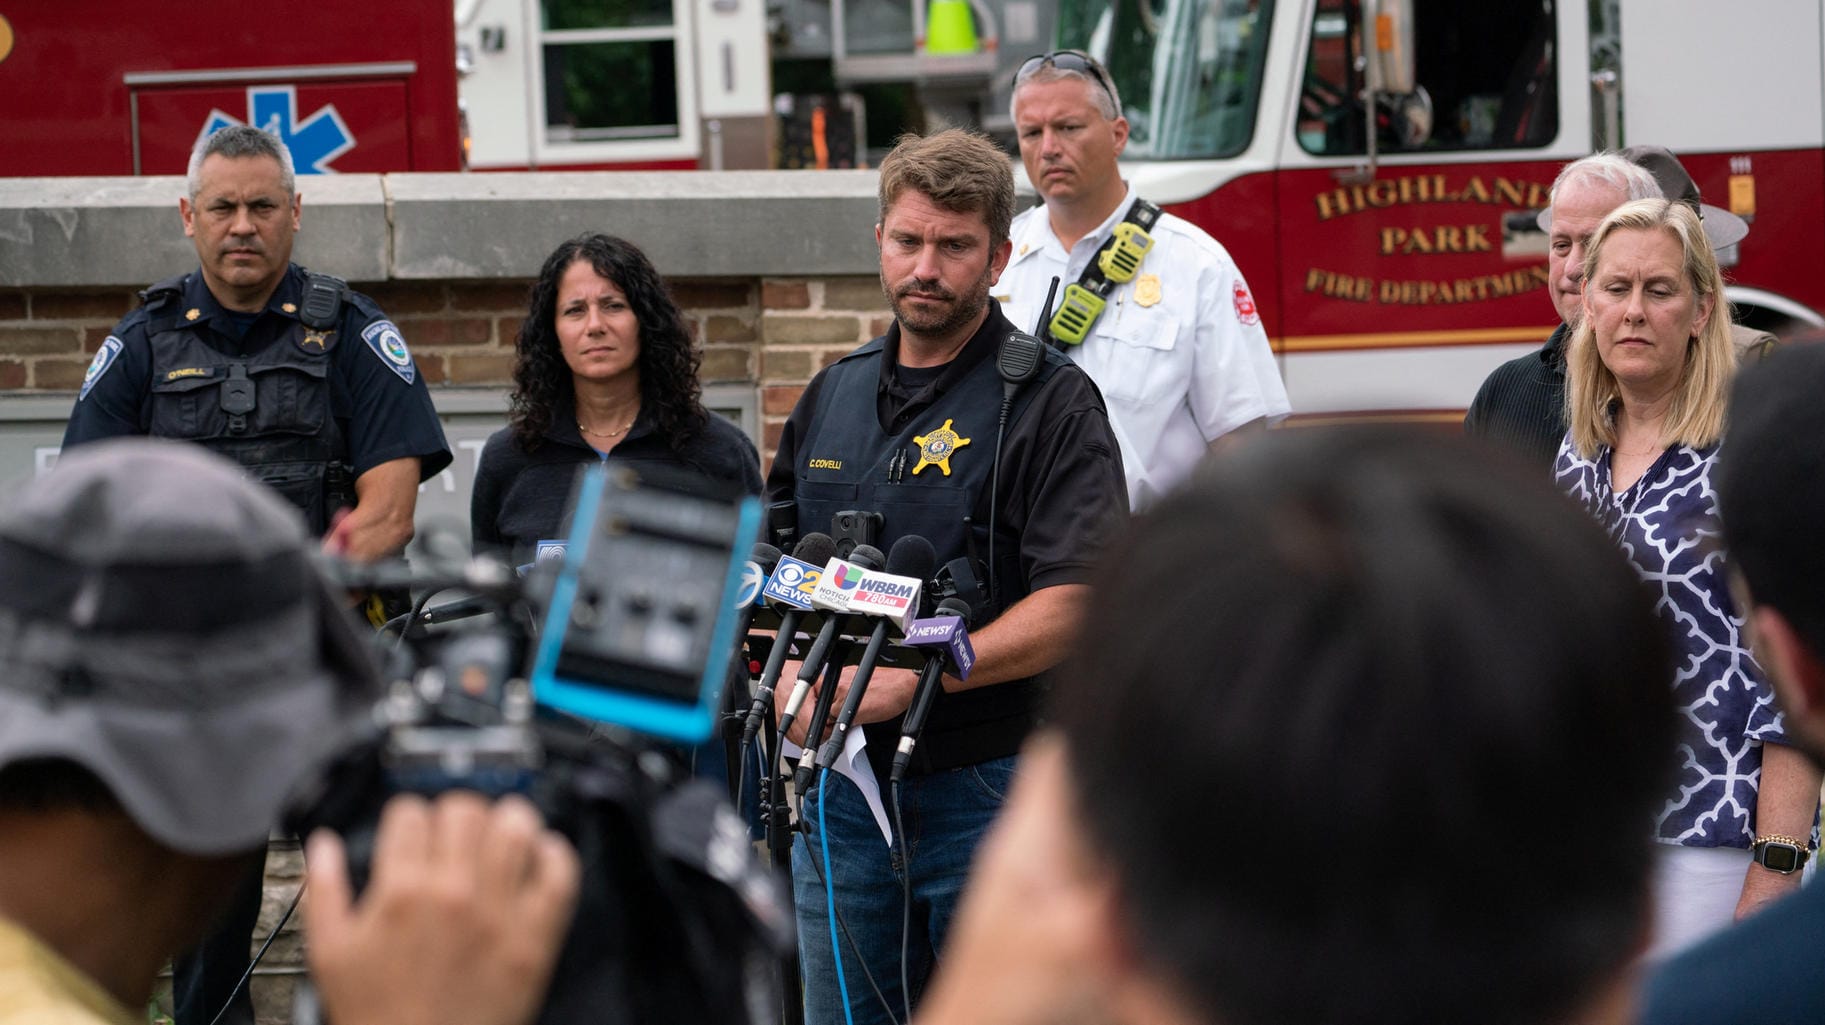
[289, 461, 790, 1025]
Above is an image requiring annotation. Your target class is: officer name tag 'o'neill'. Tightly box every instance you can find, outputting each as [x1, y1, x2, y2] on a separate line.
[361, 320, 416, 384]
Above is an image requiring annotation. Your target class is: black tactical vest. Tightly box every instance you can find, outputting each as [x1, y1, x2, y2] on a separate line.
[797, 331, 1078, 774]
[141, 278, 350, 534]
[791, 335, 1059, 618]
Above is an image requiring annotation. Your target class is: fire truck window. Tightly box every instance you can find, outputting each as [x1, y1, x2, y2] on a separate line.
[540, 0, 683, 143]
[1297, 0, 1558, 156]
[1063, 0, 1275, 161]
[544, 0, 672, 29]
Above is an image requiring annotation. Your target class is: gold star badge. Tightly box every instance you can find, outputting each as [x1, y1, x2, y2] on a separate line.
[184, 308, 200, 321]
[1135, 274, 1162, 308]
[302, 330, 328, 349]
[911, 418, 971, 476]
[282, 302, 297, 314]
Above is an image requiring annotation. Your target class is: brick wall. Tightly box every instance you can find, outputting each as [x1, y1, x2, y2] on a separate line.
[0, 274, 890, 465]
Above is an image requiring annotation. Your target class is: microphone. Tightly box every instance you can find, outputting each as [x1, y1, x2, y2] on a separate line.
[891, 596, 976, 783]
[740, 532, 838, 747]
[776, 543, 885, 745]
[417, 593, 498, 626]
[731, 542, 783, 648]
[317, 551, 516, 596]
[722, 541, 782, 724]
[814, 536, 936, 773]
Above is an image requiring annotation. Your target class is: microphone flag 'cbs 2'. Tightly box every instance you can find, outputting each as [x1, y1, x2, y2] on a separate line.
[761, 554, 824, 611]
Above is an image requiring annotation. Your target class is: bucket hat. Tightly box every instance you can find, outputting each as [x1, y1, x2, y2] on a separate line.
[0, 438, 380, 854]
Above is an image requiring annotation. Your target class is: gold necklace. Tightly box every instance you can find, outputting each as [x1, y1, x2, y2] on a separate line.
[577, 415, 637, 438]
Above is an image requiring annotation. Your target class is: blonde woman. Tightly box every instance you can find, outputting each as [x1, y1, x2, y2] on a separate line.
[1555, 198, 1820, 961]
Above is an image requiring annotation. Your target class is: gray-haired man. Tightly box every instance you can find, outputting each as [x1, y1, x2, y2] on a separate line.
[1465, 146, 1759, 466]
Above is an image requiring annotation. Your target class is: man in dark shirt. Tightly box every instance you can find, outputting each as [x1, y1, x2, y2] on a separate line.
[1641, 341, 1825, 1025]
[1465, 146, 1764, 468]
[765, 128, 1126, 1025]
[1463, 151, 1659, 466]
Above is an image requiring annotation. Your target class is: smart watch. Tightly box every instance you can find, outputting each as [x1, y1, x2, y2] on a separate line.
[1750, 834, 1813, 875]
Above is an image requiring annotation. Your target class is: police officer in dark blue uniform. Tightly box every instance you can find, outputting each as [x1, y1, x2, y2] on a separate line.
[765, 129, 1127, 1025]
[64, 123, 451, 559]
[60, 124, 452, 1025]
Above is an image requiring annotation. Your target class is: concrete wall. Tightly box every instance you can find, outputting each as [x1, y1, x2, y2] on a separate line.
[0, 171, 898, 491]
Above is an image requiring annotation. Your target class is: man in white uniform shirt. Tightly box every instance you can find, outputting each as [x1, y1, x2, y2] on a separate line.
[994, 50, 1290, 510]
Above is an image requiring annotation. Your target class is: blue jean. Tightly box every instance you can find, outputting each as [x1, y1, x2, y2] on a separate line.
[792, 755, 1018, 1025]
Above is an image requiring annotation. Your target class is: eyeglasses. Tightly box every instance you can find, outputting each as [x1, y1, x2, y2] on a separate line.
[1014, 50, 1117, 108]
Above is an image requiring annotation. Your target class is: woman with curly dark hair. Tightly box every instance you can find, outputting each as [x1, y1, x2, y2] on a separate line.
[472, 233, 761, 563]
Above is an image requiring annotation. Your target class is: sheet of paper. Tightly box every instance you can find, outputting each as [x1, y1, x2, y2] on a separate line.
[780, 729, 893, 846]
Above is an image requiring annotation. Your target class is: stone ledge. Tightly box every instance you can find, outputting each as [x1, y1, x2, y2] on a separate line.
[386, 171, 882, 279]
[0, 171, 883, 287]
[0, 175, 387, 287]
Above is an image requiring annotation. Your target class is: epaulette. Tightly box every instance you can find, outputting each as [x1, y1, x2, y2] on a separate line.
[830, 336, 887, 365]
[136, 274, 188, 311]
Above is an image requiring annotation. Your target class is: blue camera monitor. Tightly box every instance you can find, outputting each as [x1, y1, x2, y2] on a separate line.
[530, 461, 760, 743]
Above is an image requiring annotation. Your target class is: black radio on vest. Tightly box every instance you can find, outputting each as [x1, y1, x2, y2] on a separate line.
[300, 273, 347, 329]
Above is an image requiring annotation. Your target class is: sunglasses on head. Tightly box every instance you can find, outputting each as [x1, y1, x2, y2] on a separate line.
[1015, 50, 1117, 106]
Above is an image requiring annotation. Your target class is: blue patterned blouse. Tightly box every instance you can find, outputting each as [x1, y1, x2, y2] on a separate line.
[1556, 437, 1786, 848]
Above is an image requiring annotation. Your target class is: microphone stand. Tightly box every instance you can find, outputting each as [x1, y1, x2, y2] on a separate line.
[758, 700, 806, 1025]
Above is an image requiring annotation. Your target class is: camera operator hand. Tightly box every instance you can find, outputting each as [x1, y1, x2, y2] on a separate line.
[304, 791, 582, 1025]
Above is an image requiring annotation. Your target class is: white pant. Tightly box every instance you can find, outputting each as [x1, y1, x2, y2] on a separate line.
[1646, 844, 1751, 962]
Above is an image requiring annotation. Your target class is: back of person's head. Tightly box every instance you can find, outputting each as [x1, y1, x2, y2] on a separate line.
[0, 439, 379, 853]
[1717, 337, 1825, 657]
[1052, 427, 1674, 1025]
[876, 128, 1015, 249]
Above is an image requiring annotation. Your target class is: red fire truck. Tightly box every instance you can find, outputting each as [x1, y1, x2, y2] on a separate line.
[0, 0, 1044, 175]
[0, 3, 463, 175]
[1074, 0, 1825, 419]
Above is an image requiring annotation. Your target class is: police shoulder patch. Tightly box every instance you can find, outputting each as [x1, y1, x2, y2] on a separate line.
[79, 336, 125, 401]
[360, 319, 415, 384]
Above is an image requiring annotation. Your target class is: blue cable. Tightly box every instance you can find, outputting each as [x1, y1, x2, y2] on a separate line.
[819, 772, 858, 1025]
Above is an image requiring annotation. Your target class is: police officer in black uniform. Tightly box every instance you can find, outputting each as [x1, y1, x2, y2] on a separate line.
[60, 124, 452, 1025]
[765, 129, 1127, 1025]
